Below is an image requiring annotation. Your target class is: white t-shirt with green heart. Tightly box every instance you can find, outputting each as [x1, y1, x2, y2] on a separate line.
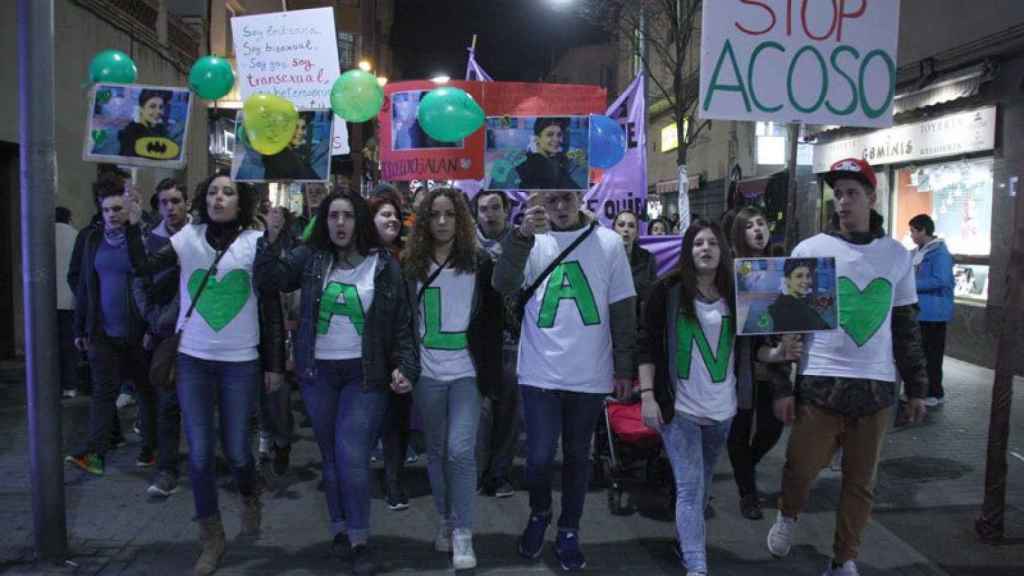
[171, 225, 263, 362]
[315, 254, 378, 360]
[792, 233, 917, 383]
[517, 225, 637, 394]
[418, 265, 476, 382]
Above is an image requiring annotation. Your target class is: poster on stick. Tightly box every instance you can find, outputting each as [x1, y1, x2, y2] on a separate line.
[83, 83, 193, 169]
[735, 257, 838, 335]
[231, 109, 333, 182]
[231, 7, 340, 107]
[699, 0, 900, 128]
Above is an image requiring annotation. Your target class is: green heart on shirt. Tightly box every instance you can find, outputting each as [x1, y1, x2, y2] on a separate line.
[838, 277, 892, 347]
[187, 269, 251, 332]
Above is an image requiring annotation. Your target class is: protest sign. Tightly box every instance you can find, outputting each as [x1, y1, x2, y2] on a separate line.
[232, 109, 332, 182]
[699, 0, 900, 128]
[484, 116, 591, 191]
[83, 83, 192, 169]
[735, 256, 838, 335]
[231, 7, 340, 107]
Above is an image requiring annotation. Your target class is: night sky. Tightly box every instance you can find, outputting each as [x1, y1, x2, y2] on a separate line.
[391, 0, 608, 82]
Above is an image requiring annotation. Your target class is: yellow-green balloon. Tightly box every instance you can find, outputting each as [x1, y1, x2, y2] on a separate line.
[189, 56, 235, 100]
[330, 70, 384, 123]
[417, 87, 484, 143]
[242, 94, 298, 156]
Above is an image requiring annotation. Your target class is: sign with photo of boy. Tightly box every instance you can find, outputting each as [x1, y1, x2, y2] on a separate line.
[735, 257, 838, 335]
[83, 83, 193, 169]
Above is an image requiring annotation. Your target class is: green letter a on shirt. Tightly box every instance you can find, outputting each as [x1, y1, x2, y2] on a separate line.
[422, 287, 468, 350]
[318, 282, 365, 336]
[676, 314, 734, 383]
[536, 261, 600, 328]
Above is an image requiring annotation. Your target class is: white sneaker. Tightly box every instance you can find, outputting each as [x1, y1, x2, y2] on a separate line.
[62, 389, 78, 399]
[434, 524, 451, 552]
[767, 512, 797, 557]
[258, 435, 271, 458]
[925, 396, 943, 407]
[452, 528, 477, 570]
[116, 392, 135, 409]
[823, 559, 859, 575]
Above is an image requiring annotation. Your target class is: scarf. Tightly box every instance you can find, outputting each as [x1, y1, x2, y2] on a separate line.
[913, 237, 942, 268]
[103, 225, 126, 248]
[205, 220, 242, 251]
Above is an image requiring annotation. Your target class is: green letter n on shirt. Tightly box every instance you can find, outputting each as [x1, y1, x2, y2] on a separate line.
[676, 314, 734, 383]
[422, 287, 468, 350]
[536, 261, 600, 329]
[318, 282, 366, 336]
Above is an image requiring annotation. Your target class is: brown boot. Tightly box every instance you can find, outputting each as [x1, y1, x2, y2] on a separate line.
[240, 493, 261, 535]
[193, 516, 225, 576]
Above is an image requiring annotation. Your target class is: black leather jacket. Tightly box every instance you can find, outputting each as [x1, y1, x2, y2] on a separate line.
[253, 241, 419, 388]
[72, 224, 147, 342]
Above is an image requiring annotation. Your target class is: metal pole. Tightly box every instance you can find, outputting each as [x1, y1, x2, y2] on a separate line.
[17, 0, 67, 560]
[784, 123, 801, 252]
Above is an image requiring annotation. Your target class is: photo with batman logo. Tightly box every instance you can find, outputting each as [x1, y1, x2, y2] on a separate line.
[83, 83, 192, 169]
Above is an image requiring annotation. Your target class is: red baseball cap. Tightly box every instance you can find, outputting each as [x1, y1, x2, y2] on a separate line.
[824, 158, 877, 190]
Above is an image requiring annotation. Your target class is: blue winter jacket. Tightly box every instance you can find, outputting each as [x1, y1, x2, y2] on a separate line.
[914, 239, 955, 322]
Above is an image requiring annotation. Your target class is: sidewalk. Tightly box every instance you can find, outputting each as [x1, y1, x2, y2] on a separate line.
[0, 356, 1021, 575]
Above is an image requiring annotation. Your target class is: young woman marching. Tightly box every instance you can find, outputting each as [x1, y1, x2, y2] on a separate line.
[402, 187, 503, 570]
[637, 219, 738, 576]
[726, 207, 802, 520]
[127, 173, 286, 576]
[254, 189, 418, 576]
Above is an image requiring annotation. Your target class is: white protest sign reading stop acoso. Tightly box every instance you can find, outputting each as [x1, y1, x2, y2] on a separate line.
[699, 0, 900, 128]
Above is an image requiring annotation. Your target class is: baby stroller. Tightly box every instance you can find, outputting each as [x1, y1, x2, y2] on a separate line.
[592, 395, 674, 515]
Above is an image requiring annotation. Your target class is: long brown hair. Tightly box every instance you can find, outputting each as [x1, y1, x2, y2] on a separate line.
[666, 218, 735, 319]
[401, 187, 478, 282]
[731, 206, 771, 258]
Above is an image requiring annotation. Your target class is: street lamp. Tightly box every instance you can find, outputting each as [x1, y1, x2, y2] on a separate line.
[358, 60, 372, 72]
[431, 74, 450, 84]
[377, 76, 388, 86]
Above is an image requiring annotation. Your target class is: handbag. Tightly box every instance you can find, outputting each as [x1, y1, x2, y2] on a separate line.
[149, 245, 233, 390]
[506, 222, 597, 330]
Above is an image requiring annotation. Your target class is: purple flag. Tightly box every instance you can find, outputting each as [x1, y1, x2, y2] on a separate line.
[638, 234, 683, 277]
[455, 47, 492, 196]
[583, 73, 647, 229]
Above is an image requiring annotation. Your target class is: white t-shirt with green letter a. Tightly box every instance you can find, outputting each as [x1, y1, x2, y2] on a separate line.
[517, 226, 636, 394]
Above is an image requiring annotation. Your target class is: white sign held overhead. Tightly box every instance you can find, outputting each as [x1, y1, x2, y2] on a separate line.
[699, 0, 901, 128]
[332, 117, 350, 156]
[231, 7, 340, 109]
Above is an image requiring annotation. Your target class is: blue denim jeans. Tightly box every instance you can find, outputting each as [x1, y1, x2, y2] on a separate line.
[659, 413, 733, 573]
[176, 353, 261, 520]
[414, 376, 480, 530]
[520, 385, 605, 532]
[301, 359, 387, 545]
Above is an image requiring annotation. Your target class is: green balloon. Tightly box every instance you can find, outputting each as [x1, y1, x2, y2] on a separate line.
[89, 49, 137, 84]
[330, 70, 384, 123]
[417, 87, 484, 143]
[189, 56, 235, 100]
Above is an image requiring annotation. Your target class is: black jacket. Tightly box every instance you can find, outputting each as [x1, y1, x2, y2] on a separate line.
[126, 224, 287, 373]
[253, 241, 419, 388]
[515, 153, 579, 190]
[72, 225, 147, 342]
[767, 294, 830, 332]
[404, 250, 504, 398]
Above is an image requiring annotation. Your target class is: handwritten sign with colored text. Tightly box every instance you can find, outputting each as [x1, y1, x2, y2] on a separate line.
[699, 0, 900, 128]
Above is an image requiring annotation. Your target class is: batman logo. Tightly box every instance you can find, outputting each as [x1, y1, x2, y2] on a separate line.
[135, 137, 180, 160]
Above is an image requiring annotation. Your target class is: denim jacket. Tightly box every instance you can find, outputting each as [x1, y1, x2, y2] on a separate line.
[253, 241, 419, 388]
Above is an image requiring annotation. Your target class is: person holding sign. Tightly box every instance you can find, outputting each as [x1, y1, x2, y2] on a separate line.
[493, 189, 637, 571]
[637, 219, 739, 576]
[766, 158, 929, 576]
[254, 189, 417, 576]
[401, 188, 503, 570]
[126, 173, 287, 576]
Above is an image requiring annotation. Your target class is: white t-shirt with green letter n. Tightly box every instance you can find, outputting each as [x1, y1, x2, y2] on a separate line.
[674, 298, 737, 422]
[315, 254, 377, 360]
[518, 226, 636, 394]
[792, 233, 917, 383]
[418, 265, 477, 382]
[171, 225, 262, 362]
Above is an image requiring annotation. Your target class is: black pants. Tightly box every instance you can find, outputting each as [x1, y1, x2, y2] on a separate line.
[57, 310, 79, 392]
[920, 321, 947, 399]
[381, 391, 412, 490]
[85, 334, 154, 456]
[477, 349, 521, 485]
[727, 380, 784, 497]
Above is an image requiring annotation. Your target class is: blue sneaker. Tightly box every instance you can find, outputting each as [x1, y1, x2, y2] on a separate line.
[555, 530, 586, 571]
[516, 512, 551, 559]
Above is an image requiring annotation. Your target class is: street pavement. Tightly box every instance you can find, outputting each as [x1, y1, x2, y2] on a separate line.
[0, 356, 1022, 575]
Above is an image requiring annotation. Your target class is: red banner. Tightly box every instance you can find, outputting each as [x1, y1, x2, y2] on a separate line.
[378, 81, 606, 182]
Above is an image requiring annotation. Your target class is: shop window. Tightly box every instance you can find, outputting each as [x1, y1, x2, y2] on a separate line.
[893, 157, 993, 303]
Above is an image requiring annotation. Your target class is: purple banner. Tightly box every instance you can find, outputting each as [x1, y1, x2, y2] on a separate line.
[638, 234, 683, 278]
[583, 73, 647, 229]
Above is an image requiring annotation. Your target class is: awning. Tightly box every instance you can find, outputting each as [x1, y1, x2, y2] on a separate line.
[893, 64, 986, 115]
[654, 174, 702, 194]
